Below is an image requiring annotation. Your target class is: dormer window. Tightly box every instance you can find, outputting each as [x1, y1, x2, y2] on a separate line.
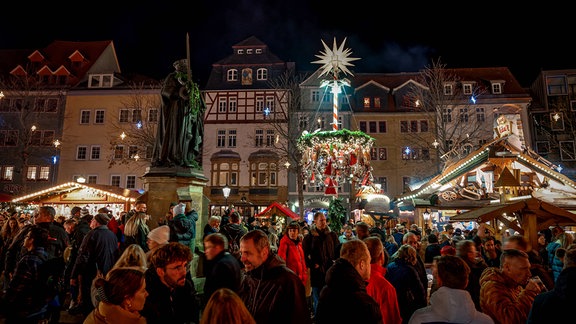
[256, 68, 268, 81]
[246, 49, 253, 54]
[227, 69, 238, 81]
[237, 49, 244, 55]
[88, 74, 114, 88]
[462, 83, 473, 95]
[256, 49, 262, 54]
[491, 82, 503, 94]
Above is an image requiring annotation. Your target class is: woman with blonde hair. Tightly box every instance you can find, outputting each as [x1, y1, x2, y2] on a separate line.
[85, 267, 148, 324]
[200, 288, 255, 324]
[113, 244, 148, 271]
[123, 212, 150, 253]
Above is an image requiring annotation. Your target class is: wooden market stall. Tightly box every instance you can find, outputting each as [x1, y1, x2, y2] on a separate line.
[11, 182, 141, 217]
[256, 202, 299, 226]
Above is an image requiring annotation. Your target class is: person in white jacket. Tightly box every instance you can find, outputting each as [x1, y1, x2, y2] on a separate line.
[408, 255, 494, 324]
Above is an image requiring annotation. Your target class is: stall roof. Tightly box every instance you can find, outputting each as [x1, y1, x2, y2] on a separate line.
[256, 202, 299, 220]
[12, 182, 141, 203]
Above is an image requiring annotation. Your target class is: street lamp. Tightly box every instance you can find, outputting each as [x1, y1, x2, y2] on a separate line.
[423, 209, 431, 229]
[222, 184, 231, 209]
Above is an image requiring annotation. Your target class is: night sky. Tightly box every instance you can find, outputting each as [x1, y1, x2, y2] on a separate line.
[1, 1, 573, 87]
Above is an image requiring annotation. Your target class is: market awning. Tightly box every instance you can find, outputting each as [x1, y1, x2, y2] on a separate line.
[0, 193, 13, 202]
[256, 202, 299, 220]
[12, 182, 140, 204]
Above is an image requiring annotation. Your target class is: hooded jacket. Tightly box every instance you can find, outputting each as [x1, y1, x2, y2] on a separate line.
[316, 258, 382, 324]
[277, 234, 308, 287]
[479, 267, 538, 324]
[408, 286, 494, 324]
[367, 263, 402, 324]
[239, 253, 311, 324]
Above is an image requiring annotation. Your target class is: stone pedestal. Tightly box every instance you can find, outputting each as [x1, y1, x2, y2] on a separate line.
[142, 166, 208, 237]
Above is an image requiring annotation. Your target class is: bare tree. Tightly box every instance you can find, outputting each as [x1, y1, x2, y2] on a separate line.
[105, 80, 161, 168]
[407, 59, 489, 174]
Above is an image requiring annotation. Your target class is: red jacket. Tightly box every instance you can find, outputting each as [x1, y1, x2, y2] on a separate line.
[367, 263, 403, 324]
[277, 234, 308, 287]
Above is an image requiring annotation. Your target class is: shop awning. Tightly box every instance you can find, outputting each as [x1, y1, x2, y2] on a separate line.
[12, 182, 140, 204]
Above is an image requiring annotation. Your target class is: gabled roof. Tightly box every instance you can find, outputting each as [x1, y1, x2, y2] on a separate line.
[12, 182, 140, 204]
[256, 202, 299, 219]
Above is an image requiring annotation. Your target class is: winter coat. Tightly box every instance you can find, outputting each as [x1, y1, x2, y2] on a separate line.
[386, 258, 427, 324]
[141, 265, 199, 324]
[84, 301, 146, 324]
[169, 211, 197, 252]
[547, 241, 564, 281]
[302, 224, 339, 288]
[124, 222, 149, 253]
[71, 225, 119, 282]
[239, 253, 311, 324]
[464, 257, 488, 311]
[202, 250, 242, 302]
[424, 243, 442, 263]
[316, 258, 383, 324]
[479, 267, 538, 324]
[527, 266, 576, 323]
[277, 234, 308, 287]
[219, 223, 247, 261]
[366, 263, 402, 324]
[408, 286, 494, 324]
[4, 247, 49, 321]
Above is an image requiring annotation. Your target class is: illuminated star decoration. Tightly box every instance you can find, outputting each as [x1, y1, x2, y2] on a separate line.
[312, 37, 360, 78]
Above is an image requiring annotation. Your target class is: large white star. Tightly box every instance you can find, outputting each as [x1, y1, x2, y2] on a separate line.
[311, 37, 360, 78]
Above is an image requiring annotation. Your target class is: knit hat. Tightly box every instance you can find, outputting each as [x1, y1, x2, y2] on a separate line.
[172, 202, 186, 216]
[94, 213, 111, 225]
[148, 225, 170, 245]
[80, 207, 90, 217]
[71, 206, 82, 217]
[454, 228, 462, 235]
[440, 245, 456, 256]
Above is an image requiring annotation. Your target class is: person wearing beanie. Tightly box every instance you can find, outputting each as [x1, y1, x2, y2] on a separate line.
[168, 202, 198, 258]
[147, 225, 170, 263]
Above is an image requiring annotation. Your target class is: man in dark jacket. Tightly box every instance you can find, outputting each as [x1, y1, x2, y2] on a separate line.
[238, 229, 311, 324]
[316, 239, 382, 324]
[169, 202, 198, 253]
[70, 213, 118, 316]
[302, 211, 339, 316]
[219, 211, 247, 263]
[142, 242, 199, 324]
[202, 233, 242, 305]
[527, 247, 576, 323]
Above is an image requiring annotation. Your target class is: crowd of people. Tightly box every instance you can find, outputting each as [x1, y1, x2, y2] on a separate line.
[0, 203, 575, 324]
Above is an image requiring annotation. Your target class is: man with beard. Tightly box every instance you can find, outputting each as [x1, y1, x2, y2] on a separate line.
[239, 229, 311, 324]
[302, 211, 339, 317]
[142, 242, 199, 324]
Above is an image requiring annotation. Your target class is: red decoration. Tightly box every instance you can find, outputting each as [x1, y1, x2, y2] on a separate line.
[350, 153, 357, 165]
[324, 160, 333, 175]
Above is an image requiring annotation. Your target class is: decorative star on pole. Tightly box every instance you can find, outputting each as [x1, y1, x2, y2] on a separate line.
[312, 37, 360, 78]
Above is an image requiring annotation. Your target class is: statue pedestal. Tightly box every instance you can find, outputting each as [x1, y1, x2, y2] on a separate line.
[143, 166, 208, 277]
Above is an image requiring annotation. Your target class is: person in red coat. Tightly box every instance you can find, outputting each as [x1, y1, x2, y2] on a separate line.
[365, 236, 403, 324]
[277, 221, 308, 287]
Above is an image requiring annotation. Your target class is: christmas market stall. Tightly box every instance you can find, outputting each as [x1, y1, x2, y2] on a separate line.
[256, 202, 299, 228]
[11, 182, 140, 217]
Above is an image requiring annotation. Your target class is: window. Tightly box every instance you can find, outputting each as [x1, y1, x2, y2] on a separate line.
[87, 175, 98, 183]
[359, 121, 367, 132]
[39, 167, 50, 180]
[3, 166, 14, 180]
[266, 129, 274, 146]
[227, 69, 238, 81]
[322, 92, 333, 103]
[311, 91, 320, 102]
[218, 98, 227, 113]
[378, 148, 387, 160]
[148, 109, 158, 122]
[400, 121, 408, 133]
[551, 113, 565, 131]
[402, 177, 412, 193]
[559, 141, 575, 161]
[378, 121, 387, 133]
[298, 115, 309, 130]
[256, 49, 262, 54]
[119, 109, 130, 123]
[114, 145, 124, 159]
[476, 107, 485, 122]
[255, 129, 264, 147]
[237, 49, 244, 55]
[443, 108, 452, 123]
[256, 97, 264, 112]
[77, 146, 87, 160]
[463, 83, 473, 95]
[256, 68, 268, 80]
[491, 83, 502, 94]
[265, 96, 274, 112]
[80, 110, 91, 124]
[363, 97, 370, 108]
[410, 120, 418, 132]
[91, 146, 101, 160]
[95, 110, 105, 124]
[129, 146, 138, 159]
[228, 130, 237, 148]
[34, 98, 59, 112]
[246, 49, 253, 54]
[217, 130, 226, 147]
[369, 121, 377, 133]
[111, 175, 121, 187]
[459, 108, 469, 122]
[132, 109, 142, 123]
[26, 166, 37, 180]
[229, 97, 237, 113]
[443, 83, 453, 96]
[126, 175, 136, 189]
[374, 97, 381, 108]
[420, 120, 428, 132]
[88, 74, 113, 88]
[546, 76, 567, 95]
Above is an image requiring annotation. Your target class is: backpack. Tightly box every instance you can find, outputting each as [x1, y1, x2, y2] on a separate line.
[228, 232, 241, 260]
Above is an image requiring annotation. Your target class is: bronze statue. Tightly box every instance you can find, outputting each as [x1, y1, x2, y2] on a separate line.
[152, 59, 204, 168]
